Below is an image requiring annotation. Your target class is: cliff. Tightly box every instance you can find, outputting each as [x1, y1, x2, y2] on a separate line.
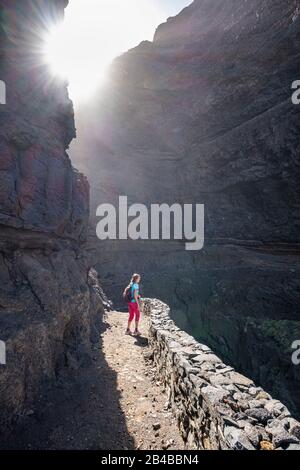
[0, 0, 106, 431]
[71, 0, 300, 416]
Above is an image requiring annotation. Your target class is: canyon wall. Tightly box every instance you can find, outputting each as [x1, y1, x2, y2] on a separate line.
[0, 0, 106, 431]
[144, 298, 300, 450]
[71, 0, 300, 416]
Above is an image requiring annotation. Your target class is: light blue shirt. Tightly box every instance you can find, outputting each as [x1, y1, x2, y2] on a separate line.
[131, 283, 139, 303]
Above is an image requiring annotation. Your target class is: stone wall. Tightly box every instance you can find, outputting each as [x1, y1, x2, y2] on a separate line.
[143, 298, 300, 450]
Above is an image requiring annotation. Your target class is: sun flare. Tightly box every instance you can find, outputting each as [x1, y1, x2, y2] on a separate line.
[43, 0, 164, 103]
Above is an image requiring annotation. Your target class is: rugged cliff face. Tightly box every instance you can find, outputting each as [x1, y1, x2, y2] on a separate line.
[71, 0, 300, 416]
[0, 0, 106, 431]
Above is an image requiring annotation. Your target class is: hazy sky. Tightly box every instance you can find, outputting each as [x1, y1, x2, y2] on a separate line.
[156, 0, 192, 17]
[44, 0, 193, 102]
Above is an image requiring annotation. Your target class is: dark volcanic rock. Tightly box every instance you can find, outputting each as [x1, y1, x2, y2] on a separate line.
[71, 0, 300, 416]
[0, 0, 89, 241]
[0, 0, 105, 431]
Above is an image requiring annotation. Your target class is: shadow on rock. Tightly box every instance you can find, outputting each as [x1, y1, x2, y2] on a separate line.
[0, 317, 135, 450]
[133, 336, 149, 348]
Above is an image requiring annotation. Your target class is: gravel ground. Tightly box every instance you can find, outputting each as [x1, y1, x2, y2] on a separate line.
[0, 310, 185, 450]
[102, 311, 185, 450]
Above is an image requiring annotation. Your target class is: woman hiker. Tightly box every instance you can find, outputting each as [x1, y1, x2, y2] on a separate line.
[125, 273, 142, 336]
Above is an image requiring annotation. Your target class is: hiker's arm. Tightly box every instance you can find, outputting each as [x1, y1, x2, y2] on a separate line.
[134, 289, 139, 302]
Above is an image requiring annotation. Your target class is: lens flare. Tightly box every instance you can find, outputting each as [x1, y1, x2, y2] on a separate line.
[43, 0, 165, 103]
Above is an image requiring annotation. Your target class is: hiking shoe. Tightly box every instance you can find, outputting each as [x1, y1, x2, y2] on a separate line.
[125, 329, 132, 335]
[134, 330, 142, 337]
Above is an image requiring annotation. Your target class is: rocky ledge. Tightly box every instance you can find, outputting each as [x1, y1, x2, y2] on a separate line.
[143, 298, 300, 450]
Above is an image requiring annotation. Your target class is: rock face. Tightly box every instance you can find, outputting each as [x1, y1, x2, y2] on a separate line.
[71, 0, 300, 416]
[0, 0, 106, 431]
[0, 0, 89, 239]
[144, 298, 300, 450]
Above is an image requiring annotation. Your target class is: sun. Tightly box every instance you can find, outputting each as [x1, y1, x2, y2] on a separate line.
[44, 21, 106, 104]
[43, 0, 163, 104]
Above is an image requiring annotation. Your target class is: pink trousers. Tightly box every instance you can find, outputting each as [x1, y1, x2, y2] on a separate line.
[128, 302, 141, 322]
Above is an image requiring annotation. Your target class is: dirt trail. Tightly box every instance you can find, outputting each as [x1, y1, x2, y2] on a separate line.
[0, 311, 184, 450]
[102, 311, 185, 450]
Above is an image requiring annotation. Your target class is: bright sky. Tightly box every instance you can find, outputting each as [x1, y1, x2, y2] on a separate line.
[154, 0, 193, 17]
[44, 0, 192, 103]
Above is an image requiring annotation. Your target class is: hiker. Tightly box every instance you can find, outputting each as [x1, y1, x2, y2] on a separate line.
[123, 273, 142, 336]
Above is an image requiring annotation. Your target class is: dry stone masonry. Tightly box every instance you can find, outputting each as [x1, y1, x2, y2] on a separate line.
[143, 299, 300, 451]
